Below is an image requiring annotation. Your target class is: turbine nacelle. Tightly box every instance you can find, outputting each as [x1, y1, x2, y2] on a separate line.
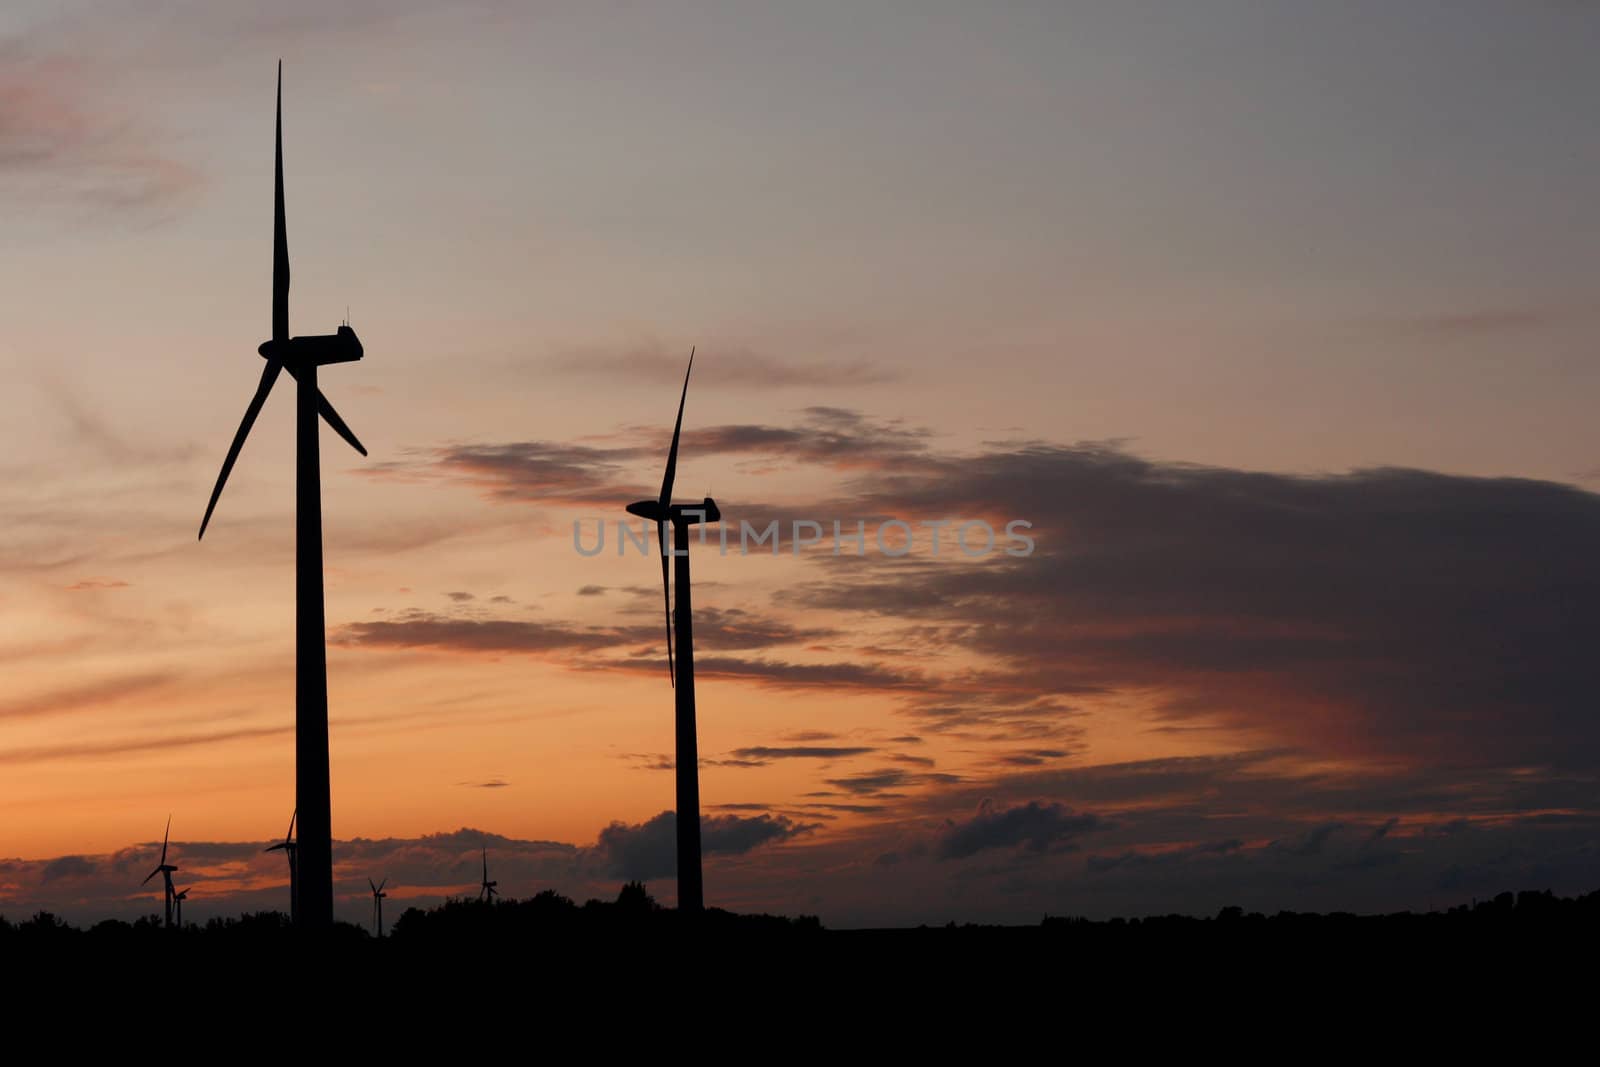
[266, 809, 298, 854]
[256, 324, 365, 365]
[143, 816, 177, 886]
[620, 347, 708, 911]
[142, 863, 178, 885]
[626, 497, 721, 526]
[198, 69, 369, 543]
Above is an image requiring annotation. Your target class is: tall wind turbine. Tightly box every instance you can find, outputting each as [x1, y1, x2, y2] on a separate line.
[264, 809, 299, 924]
[478, 847, 498, 903]
[141, 816, 179, 929]
[172, 887, 190, 928]
[198, 64, 368, 929]
[625, 349, 719, 914]
[369, 877, 387, 937]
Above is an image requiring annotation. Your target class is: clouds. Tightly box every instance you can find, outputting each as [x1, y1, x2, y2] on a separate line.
[0, 48, 199, 214]
[683, 408, 931, 469]
[23, 408, 1600, 924]
[0, 816, 814, 926]
[409, 441, 651, 506]
[936, 801, 1105, 860]
[365, 411, 1600, 787]
[2, 0, 1596, 937]
[823, 768, 962, 797]
[727, 746, 876, 762]
[6, 750, 1600, 927]
[0, 723, 293, 767]
[364, 407, 937, 509]
[0, 671, 175, 723]
[335, 605, 840, 667]
[787, 442, 1600, 772]
[1375, 307, 1554, 339]
[339, 613, 617, 656]
[594, 811, 816, 881]
[693, 656, 915, 690]
[63, 578, 129, 592]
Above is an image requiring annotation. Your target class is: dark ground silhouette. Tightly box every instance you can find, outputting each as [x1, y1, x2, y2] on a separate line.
[8, 883, 1596, 952]
[9, 884, 1595, 1022]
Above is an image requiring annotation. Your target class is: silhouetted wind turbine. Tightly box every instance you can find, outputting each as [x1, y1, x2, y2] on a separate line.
[369, 877, 387, 937]
[264, 808, 299, 924]
[172, 886, 190, 928]
[142, 816, 179, 929]
[625, 349, 719, 914]
[478, 847, 498, 903]
[198, 64, 368, 929]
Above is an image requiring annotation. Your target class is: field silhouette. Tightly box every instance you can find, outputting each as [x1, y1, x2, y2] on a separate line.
[8, 883, 1595, 955]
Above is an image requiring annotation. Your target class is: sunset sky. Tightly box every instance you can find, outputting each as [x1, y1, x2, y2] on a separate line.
[4, 1, 1600, 928]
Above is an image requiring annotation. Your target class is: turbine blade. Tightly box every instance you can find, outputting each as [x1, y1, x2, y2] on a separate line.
[317, 389, 367, 456]
[378, 878, 387, 892]
[369, 877, 377, 893]
[274, 61, 289, 342]
[658, 347, 694, 506]
[199, 359, 283, 539]
[161, 815, 170, 866]
[142, 867, 160, 886]
[287, 808, 296, 841]
[660, 522, 674, 688]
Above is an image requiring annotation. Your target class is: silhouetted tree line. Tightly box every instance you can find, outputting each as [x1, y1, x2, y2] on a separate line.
[5, 886, 1596, 951]
[0, 882, 820, 947]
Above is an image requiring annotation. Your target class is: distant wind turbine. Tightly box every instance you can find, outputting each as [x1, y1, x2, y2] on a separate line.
[264, 808, 299, 924]
[197, 63, 368, 929]
[624, 348, 719, 914]
[478, 847, 498, 903]
[141, 816, 179, 929]
[172, 886, 191, 928]
[369, 877, 388, 937]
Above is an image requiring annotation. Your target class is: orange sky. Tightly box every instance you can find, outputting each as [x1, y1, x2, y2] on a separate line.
[4, 2, 1600, 927]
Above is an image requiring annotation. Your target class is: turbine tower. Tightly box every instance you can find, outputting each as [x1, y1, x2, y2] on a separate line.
[141, 816, 179, 929]
[624, 349, 719, 914]
[264, 808, 299, 924]
[369, 877, 387, 937]
[478, 847, 498, 903]
[199, 64, 368, 929]
[172, 887, 190, 928]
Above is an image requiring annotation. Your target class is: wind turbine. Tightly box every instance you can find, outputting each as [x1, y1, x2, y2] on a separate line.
[198, 63, 368, 929]
[141, 816, 179, 929]
[624, 349, 719, 914]
[172, 887, 190, 928]
[369, 877, 387, 937]
[264, 808, 299, 924]
[478, 847, 498, 903]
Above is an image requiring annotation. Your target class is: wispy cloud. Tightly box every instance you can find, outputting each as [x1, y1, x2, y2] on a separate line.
[0, 671, 176, 723]
[1375, 307, 1556, 338]
[936, 800, 1105, 860]
[63, 577, 129, 592]
[0, 723, 289, 766]
[725, 745, 876, 763]
[0, 52, 200, 215]
[364, 407, 935, 507]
